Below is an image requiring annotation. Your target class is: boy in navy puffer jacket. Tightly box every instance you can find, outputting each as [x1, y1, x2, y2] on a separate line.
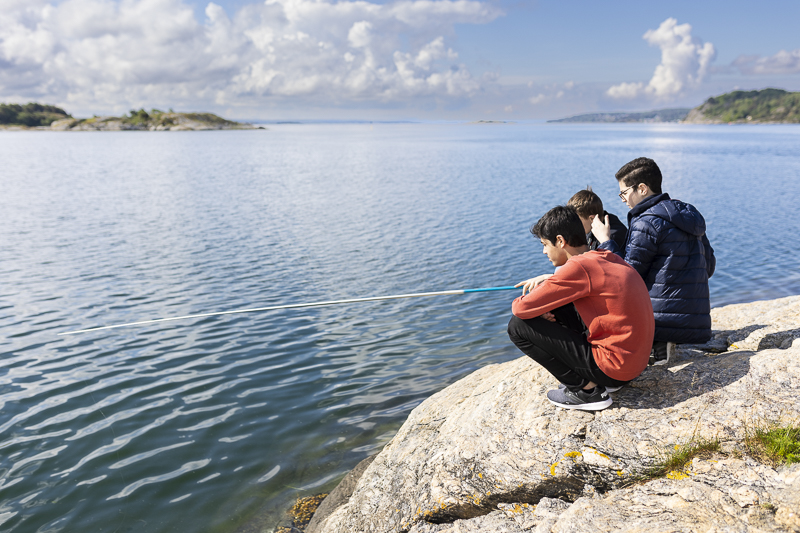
[591, 157, 715, 364]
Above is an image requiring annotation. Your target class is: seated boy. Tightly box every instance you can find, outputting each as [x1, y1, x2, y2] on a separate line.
[508, 206, 654, 411]
[567, 187, 627, 250]
[592, 157, 716, 364]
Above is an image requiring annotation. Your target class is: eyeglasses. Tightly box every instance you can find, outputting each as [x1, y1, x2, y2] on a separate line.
[619, 185, 636, 200]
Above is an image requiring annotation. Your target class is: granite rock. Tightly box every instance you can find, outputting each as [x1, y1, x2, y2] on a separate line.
[310, 296, 800, 533]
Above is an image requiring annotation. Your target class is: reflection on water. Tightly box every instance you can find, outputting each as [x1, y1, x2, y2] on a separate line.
[1, 124, 799, 532]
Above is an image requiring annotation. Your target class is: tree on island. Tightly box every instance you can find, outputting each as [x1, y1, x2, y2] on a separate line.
[0, 103, 71, 126]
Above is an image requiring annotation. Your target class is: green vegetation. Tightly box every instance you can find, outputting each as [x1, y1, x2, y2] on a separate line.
[180, 112, 239, 126]
[634, 418, 800, 485]
[0, 102, 71, 126]
[745, 423, 800, 466]
[126, 108, 152, 125]
[641, 438, 721, 482]
[691, 88, 800, 123]
[118, 108, 179, 128]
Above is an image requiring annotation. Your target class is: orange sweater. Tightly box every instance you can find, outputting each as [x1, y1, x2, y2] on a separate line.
[512, 249, 654, 381]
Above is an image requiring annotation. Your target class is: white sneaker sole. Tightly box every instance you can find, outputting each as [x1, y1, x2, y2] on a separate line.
[547, 397, 613, 411]
[559, 383, 623, 394]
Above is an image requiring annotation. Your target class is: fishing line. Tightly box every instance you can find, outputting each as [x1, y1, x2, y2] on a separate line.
[59, 285, 519, 336]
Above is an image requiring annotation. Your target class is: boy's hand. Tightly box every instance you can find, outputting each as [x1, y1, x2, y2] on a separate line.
[515, 274, 553, 295]
[591, 214, 612, 244]
[541, 312, 556, 322]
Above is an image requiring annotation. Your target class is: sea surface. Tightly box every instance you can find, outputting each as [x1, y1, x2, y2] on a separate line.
[1, 123, 799, 532]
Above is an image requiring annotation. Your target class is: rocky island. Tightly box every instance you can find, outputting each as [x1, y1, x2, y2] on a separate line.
[684, 89, 800, 124]
[549, 88, 800, 125]
[297, 295, 800, 533]
[0, 103, 261, 131]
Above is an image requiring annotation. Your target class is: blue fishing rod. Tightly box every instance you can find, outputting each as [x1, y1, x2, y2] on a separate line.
[59, 285, 519, 336]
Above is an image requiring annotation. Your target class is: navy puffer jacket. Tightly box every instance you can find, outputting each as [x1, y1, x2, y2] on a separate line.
[600, 193, 715, 344]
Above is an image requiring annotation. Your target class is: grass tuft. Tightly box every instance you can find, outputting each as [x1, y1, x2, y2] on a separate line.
[641, 438, 721, 482]
[745, 423, 800, 466]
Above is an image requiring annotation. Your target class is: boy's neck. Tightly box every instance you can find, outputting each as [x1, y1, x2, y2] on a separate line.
[563, 245, 590, 259]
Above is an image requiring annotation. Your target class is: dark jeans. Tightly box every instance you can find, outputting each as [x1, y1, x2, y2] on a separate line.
[507, 304, 628, 391]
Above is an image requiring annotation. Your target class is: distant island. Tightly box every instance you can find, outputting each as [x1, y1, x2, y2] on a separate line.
[548, 108, 691, 123]
[0, 103, 261, 131]
[684, 88, 800, 124]
[549, 88, 800, 124]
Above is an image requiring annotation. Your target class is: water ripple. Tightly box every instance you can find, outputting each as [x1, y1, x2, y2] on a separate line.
[109, 441, 194, 470]
[107, 460, 211, 500]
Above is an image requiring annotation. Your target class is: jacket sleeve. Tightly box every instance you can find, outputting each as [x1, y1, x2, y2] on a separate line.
[597, 239, 623, 257]
[625, 217, 659, 281]
[702, 234, 715, 278]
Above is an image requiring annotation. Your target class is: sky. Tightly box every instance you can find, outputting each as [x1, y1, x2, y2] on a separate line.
[1, 0, 799, 120]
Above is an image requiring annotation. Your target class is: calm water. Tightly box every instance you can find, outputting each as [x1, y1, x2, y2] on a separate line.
[1, 123, 799, 532]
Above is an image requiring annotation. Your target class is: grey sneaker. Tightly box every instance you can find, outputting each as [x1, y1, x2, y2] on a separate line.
[547, 386, 612, 411]
[558, 382, 623, 393]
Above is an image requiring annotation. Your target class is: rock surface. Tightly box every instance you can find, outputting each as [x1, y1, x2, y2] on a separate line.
[309, 296, 800, 533]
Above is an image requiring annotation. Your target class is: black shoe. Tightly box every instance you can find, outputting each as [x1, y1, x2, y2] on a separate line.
[649, 341, 675, 366]
[547, 386, 612, 411]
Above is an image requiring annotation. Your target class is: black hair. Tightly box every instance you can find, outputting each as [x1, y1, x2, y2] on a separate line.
[615, 157, 663, 194]
[530, 205, 588, 247]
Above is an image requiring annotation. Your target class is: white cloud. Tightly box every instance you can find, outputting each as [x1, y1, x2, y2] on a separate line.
[0, 0, 502, 112]
[606, 81, 644, 99]
[607, 18, 715, 100]
[733, 49, 800, 75]
[348, 21, 373, 49]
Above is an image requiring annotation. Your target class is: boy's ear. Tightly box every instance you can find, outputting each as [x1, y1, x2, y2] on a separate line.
[555, 235, 566, 248]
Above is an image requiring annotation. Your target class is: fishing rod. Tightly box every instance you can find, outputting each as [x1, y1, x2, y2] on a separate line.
[59, 285, 519, 336]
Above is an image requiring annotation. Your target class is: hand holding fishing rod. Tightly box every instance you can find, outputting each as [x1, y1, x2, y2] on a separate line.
[514, 273, 553, 296]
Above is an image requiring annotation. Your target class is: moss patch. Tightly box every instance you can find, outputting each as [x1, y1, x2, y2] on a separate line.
[275, 493, 328, 532]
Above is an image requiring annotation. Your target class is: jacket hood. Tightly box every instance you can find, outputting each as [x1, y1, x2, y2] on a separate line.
[631, 193, 707, 236]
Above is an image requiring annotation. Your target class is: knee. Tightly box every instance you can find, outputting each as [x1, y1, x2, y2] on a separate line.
[507, 315, 525, 343]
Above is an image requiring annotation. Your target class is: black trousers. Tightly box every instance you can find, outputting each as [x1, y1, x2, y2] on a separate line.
[507, 304, 628, 391]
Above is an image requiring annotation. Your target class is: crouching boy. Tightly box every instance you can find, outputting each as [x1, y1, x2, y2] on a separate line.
[508, 206, 654, 411]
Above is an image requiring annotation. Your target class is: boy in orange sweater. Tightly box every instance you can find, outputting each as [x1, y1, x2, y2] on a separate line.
[508, 206, 654, 411]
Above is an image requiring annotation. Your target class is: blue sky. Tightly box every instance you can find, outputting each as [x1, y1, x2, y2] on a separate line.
[1, 0, 798, 120]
